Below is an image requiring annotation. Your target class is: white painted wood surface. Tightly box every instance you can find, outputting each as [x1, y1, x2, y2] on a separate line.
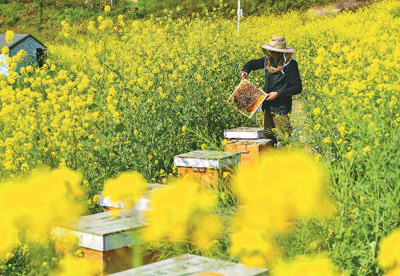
[52, 209, 146, 251]
[109, 254, 269, 276]
[174, 150, 241, 169]
[224, 127, 264, 139]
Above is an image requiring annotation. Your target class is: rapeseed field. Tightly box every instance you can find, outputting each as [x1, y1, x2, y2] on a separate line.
[0, 1, 400, 275]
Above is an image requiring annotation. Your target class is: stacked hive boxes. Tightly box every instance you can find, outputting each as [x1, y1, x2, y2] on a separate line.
[173, 128, 273, 190]
[224, 127, 273, 168]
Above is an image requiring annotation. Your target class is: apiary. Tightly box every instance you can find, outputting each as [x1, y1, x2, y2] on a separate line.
[52, 209, 155, 274]
[227, 79, 267, 118]
[225, 139, 273, 168]
[109, 254, 269, 276]
[224, 127, 264, 140]
[174, 150, 240, 189]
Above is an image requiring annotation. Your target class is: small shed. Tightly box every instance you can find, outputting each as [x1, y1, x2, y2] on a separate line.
[0, 34, 46, 76]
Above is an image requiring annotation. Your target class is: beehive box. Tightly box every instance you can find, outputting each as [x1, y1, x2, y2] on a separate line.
[52, 209, 155, 274]
[100, 183, 163, 211]
[225, 139, 273, 168]
[224, 127, 264, 140]
[109, 254, 269, 276]
[227, 79, 267, 118]
[174, 150, 240, 189]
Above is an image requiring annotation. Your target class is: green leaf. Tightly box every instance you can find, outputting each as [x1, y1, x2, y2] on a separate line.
[115, 123, 126, 133]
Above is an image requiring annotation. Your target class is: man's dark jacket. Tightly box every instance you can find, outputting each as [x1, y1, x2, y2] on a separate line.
[241, 57, 302, 114]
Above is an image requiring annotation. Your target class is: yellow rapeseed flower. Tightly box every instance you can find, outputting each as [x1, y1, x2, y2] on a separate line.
[362, 146, 371, 153]
[0, 169, 85, 255]
[142, 178, 218, 243]
[385, 266, 400, 276]
[273, 255, 341, 276]
[378, 229, 400, 269]
[230, 151, 333, 263]
[5, 30, 14, 44]
[52, 255, 101, 276]
[102, 171, 148, 209]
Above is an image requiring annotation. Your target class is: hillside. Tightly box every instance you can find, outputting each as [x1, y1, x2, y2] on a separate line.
[0, 0, 368, 43]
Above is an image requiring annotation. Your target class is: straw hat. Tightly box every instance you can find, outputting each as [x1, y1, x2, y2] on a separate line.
[260, 36, 294, 53]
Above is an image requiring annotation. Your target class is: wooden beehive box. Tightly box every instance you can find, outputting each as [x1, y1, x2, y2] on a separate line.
[224, 127, 272, 168]
[226, 139, 273, 168]
[174, 150, 240, 189]
[100, 183, 164, 211]
[109, 254, 269, 276]
[52, 209, 156, 274]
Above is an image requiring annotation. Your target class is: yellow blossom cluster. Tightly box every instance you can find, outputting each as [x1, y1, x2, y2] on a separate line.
[378, 229, 400, 275]
[142, 177, 220, 251]
[51, 255, 101, 276]
[230, 151, 333, 267]
[102, 171, 148, 208]
[273, 255, 342, 276]
[5, 30, 14, 44]
[0, 169, 85, 255]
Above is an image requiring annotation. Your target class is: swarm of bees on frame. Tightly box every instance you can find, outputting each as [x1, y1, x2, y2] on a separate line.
[233, 82, 264, 113]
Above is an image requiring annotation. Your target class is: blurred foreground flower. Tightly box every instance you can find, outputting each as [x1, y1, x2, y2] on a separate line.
[385, 266, 400, 276]
[378, 229, 400, 272]
[230, 151, 334, 266]
[142, 177, 220, 250]
[273, 255, 342, 276]
[102, 171, 148, 209]
[0, 169, 85, 256]
[51, 255, 101, 276]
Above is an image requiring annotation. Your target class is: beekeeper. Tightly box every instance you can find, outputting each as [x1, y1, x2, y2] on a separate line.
[240, 36, 302, 145]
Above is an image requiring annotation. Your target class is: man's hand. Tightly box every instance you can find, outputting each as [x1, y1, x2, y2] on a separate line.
[266, 92, 278, 101]
[240, 71, 248, 79]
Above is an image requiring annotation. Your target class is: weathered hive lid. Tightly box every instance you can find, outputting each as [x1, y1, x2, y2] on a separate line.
[174, 150, 240, 169]
[109, 254, 269, 276]
[224, 127, 264, 139]
[52, 209, 146, 251]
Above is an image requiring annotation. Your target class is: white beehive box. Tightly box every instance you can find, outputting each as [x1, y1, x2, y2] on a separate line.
[224, 127, 264, 140]
[99, 183, 163, 211]
[174, 150, 241, 169]
[52, 209, 146, 251]
[109, 254, 269, 276]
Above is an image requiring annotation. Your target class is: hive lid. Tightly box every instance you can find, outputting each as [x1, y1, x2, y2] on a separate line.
[227, 79, 267, 118]
[174, 150, 240, 169]
[52, 209, 146, 251]
[109, 254, 269, 276]
[224, 127, 264, 139]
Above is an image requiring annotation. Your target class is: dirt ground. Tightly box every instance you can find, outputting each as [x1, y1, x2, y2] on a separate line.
[307, 0, 367, 16]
